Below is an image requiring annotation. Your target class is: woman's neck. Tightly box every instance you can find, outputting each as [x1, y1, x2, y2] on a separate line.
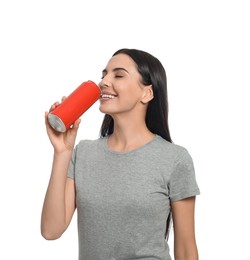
[107, 115, 155, 152]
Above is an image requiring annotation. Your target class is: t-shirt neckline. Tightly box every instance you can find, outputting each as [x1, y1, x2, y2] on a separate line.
[102, 134, 160, 155]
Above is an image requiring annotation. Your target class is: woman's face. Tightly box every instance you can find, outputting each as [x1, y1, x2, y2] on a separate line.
[99, 53, 148, 116]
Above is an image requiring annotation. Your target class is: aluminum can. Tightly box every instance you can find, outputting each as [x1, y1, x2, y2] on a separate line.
[48, 80, 100, 132]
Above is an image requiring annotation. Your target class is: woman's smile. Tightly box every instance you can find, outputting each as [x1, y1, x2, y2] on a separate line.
[100, 91, 118, 101]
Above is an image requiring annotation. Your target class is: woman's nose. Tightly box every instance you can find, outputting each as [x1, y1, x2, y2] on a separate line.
[99, 78, 111, 89]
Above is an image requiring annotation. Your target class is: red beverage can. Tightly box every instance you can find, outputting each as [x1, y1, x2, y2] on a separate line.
[48, 80, 100, 132]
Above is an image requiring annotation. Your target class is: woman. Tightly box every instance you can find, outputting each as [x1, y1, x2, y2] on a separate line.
[41, 48, 200, 260]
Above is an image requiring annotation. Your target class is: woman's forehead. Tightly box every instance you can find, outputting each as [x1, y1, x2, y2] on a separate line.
[105, 53, 136, 70]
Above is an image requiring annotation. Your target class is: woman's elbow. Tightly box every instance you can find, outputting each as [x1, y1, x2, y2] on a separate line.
[41, 226, 64, 240]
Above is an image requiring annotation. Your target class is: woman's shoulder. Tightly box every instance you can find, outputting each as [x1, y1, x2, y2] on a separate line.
[155, 135, 189, 154]
[153, 135, 194, 165]
[77, 137, 104, 146]
[72, 138, 105, 158]
[75, 137, 105, 151]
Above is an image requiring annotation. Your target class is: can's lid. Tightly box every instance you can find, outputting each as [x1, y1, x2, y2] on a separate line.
[48, 113, 66, 133]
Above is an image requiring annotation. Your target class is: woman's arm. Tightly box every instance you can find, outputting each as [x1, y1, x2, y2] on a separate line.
[41, 151, 76, 240]
[171, 196, 199, 260]
[41, 101, 80, 240]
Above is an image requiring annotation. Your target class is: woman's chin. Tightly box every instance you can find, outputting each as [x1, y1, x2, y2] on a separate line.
[99, 106, 113, 115]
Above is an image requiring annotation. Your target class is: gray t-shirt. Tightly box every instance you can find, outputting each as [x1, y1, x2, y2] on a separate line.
[68, 135, 200, 260]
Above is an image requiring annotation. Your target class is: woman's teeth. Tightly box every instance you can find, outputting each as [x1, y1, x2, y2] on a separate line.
[101, 94, 116, 99]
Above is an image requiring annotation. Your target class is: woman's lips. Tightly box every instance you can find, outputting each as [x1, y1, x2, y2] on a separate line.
[100, 92, 118, 100]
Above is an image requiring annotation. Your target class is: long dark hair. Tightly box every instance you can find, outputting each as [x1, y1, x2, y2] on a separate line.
[100, 48, 172, 143]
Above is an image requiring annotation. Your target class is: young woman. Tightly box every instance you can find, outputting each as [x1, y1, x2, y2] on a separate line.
[41, 48, 200, 260]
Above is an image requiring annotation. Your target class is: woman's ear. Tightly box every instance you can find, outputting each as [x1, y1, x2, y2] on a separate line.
[141, 85, 154, 104]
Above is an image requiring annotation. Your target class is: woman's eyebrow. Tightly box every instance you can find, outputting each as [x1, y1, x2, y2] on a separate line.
[102, 67, 129, 74]
[113, 67, 129, 73]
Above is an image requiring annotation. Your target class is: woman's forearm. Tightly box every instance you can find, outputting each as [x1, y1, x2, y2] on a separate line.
[174, 242, 199, 260]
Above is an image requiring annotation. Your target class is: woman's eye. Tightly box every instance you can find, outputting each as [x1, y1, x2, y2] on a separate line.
[115, 75, 123, 78]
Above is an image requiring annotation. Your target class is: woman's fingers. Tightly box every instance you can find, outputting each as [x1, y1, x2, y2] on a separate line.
[49, 101, 60, 112]
[48, 96, 66, 113]
[72, 118, 81, 130]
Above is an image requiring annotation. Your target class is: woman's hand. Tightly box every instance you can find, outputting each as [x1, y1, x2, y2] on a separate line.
[45, 96, 81, 153]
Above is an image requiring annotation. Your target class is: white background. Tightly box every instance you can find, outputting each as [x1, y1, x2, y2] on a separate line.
[0, 0, 249, 259]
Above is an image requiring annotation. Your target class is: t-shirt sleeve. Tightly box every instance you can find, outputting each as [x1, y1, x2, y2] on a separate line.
[169, 148, 200, 201]
[67, 146, 77, 180]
